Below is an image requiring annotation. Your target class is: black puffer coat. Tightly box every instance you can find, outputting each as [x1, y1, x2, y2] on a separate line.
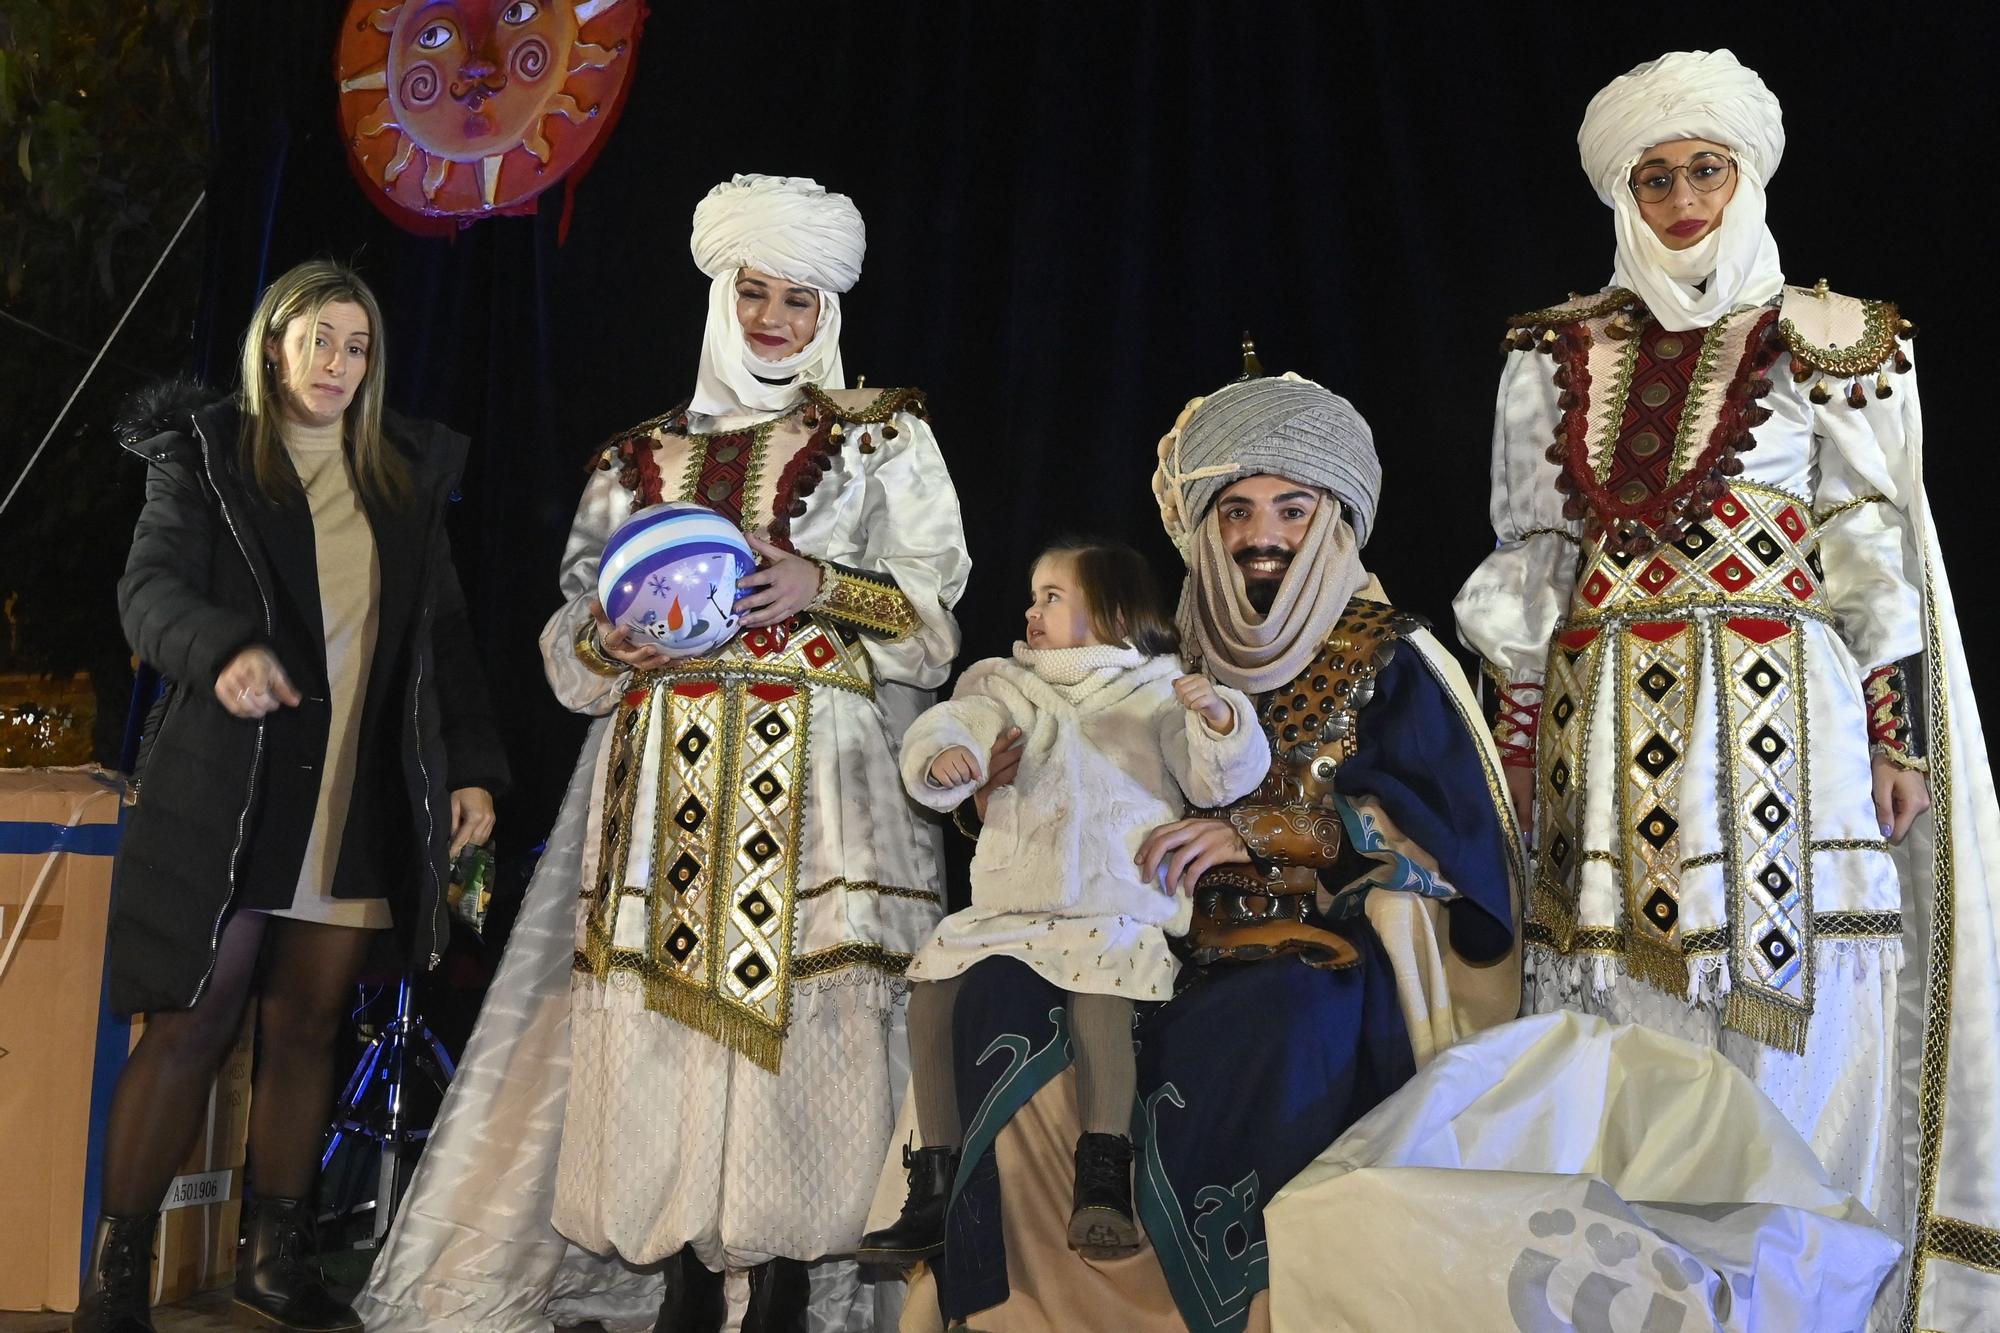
[107, 385, 509, 1015]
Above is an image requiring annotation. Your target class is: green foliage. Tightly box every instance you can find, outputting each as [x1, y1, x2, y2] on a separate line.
[0, 0, 208, 749]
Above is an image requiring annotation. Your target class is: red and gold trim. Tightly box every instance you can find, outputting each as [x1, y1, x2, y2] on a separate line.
[806, 559, 921, 640]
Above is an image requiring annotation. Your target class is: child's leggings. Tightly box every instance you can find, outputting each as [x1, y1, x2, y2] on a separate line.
[907, 972, 1136, 1148]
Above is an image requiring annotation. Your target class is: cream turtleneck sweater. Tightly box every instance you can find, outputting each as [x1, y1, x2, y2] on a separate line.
[262, 417, 389, 929]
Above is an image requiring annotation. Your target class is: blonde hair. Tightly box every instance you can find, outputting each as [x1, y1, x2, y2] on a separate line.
[236, 259, 408, 507]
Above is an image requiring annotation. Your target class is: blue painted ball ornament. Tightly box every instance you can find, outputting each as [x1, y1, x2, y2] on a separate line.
[596, 502, 756, 659]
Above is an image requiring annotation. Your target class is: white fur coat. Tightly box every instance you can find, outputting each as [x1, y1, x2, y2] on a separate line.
[899, 643, 1269, 998]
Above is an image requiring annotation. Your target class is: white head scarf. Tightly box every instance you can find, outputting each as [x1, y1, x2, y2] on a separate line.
[687, 174, 867, 424]
[1578, 50, 1785, 332]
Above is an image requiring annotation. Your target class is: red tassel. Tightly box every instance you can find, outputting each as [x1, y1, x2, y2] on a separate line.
[1847, 381, 1867, 409]
[1749, 377, 1773, 399]
[1544, 442, 1569, 466]
[1719, 455, 1745, 477]
[1894, 349, 1912, 374]
[1809, 380, 1832, 405]
[1561, 495, 1590, 520]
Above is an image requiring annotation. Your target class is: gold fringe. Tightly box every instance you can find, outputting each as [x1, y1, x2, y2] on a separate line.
[1723, 989, 1810, 1055]
[1527, 880, 1579, 951]
[643, 972, 787, 1074]
[1625, 932, 1690, 999]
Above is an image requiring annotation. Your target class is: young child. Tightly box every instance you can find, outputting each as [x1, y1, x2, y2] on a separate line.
[860, 540, 1270, 1265]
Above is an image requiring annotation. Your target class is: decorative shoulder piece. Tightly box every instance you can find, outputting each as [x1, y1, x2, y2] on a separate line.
[591, 407, 688, 506]
[1501, 287, 1640, 351]
[806, 557, 921, 640]
[799, 384, 928, 454]
[1776, 281, 1913, 407]
[1263, 599, 1418, 776]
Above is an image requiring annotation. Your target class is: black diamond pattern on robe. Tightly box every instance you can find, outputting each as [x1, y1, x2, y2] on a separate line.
[1636, 735, 1679, 778]
[1639, 665, 1678, 703]
[740, 888, 774, 924]
[1741, 658, 1780, 699]
[1672, 522, 1716, 558]
[1757, 929, 1794, 968]
[676, 724, 711, 765]
[1548, 832, 1571, 871]
[1750, 790, 1790, 833]
[752, 711, 792, 746]
[1552, 695, 1576, 728]
[1744, 528, 1785, 567]
[750, 769, 785, 806]
[674, 794, 706, 832]
[1637, 805, 1679, 850]
[1550, 758, 1571, 796]
[666, 923, 700, 959]
[733, 952, 770, 988]
[1643, 886, 1680, 930]
[743, 830, 779, 865]
[1755, 861, 1793, 901]
[1607, 546, 1637, 569]
[1748, 724, 1789, 762]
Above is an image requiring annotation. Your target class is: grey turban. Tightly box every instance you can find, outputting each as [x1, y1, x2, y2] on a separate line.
[1153, 375, 1382, 547]
[689, 174, 866, 293]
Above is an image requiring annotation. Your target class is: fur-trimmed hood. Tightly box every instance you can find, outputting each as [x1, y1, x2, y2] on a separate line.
[113, 377, 223, 458]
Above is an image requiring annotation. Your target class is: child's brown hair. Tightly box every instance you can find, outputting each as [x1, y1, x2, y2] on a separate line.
[1040, 539, 1180, 657]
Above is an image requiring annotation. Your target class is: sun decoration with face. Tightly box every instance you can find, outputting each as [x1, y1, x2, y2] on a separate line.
[337, 0, 641, 229]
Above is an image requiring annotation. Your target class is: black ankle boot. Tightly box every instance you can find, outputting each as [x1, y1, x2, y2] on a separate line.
[1068, 1132, 1141, 1259]
[855, 1143, 957, 1268]
[652, 1245, 725, 1333]
[741, 1257, 808, 1333]
[231, 1196, 360, 1331]
[71, 1212, 158, 1333]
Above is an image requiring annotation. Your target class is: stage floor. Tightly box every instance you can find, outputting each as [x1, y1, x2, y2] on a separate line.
[0, 1289, 236, 1330]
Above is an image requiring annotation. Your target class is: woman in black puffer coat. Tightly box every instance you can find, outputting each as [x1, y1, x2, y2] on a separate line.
[75, 260, 508, 1333]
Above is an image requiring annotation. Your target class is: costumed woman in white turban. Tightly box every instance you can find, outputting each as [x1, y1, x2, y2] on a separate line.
[1454, 49, 2000, 1333]
[357, 175, 969, 1333]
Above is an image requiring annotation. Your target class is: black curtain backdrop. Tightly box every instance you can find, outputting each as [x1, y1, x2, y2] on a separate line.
[195, 0, 1996, 851]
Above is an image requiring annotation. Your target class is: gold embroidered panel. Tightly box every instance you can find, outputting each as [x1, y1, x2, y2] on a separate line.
[1620, 621, 1699, 996]
[1528, 626, 1603, 952]
[578, 676, 812, 1073]
[1715, 616, 1813, 1052]
[1529, 601, 1832, 1052]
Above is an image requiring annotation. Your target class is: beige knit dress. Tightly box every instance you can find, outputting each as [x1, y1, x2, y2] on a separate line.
[254, 418, 391, 929]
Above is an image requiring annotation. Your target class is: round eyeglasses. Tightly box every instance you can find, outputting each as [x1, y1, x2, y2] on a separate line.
[1628, 153, 1735, 204]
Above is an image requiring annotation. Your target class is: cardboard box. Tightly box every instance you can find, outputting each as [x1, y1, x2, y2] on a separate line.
[0, 766, 253, 1312]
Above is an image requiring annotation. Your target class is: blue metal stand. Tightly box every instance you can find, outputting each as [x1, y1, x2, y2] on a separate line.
[322, 974, 456, 1240]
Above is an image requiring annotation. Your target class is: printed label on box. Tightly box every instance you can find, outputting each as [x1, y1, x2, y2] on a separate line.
[160, 1168, 234, 1213]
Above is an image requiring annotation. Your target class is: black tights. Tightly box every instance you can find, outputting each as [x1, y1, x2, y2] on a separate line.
[100, 912, 375, 1214]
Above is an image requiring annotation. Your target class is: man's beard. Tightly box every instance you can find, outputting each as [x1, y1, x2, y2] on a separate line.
[1236, 548, 1291, 615]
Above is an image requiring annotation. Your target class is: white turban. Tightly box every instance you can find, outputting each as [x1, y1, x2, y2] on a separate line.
[687, 175, 868, 423]
[1578, 50, 1785, 332]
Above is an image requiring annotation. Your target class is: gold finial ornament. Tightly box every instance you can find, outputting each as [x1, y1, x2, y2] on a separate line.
[1240, 332, 1265, 380]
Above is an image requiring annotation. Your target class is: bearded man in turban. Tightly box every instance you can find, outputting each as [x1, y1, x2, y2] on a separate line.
[887, 366, 1519, 1333]
[1456, 49, 2000, 1332]
[358, 175, 969, 1333]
